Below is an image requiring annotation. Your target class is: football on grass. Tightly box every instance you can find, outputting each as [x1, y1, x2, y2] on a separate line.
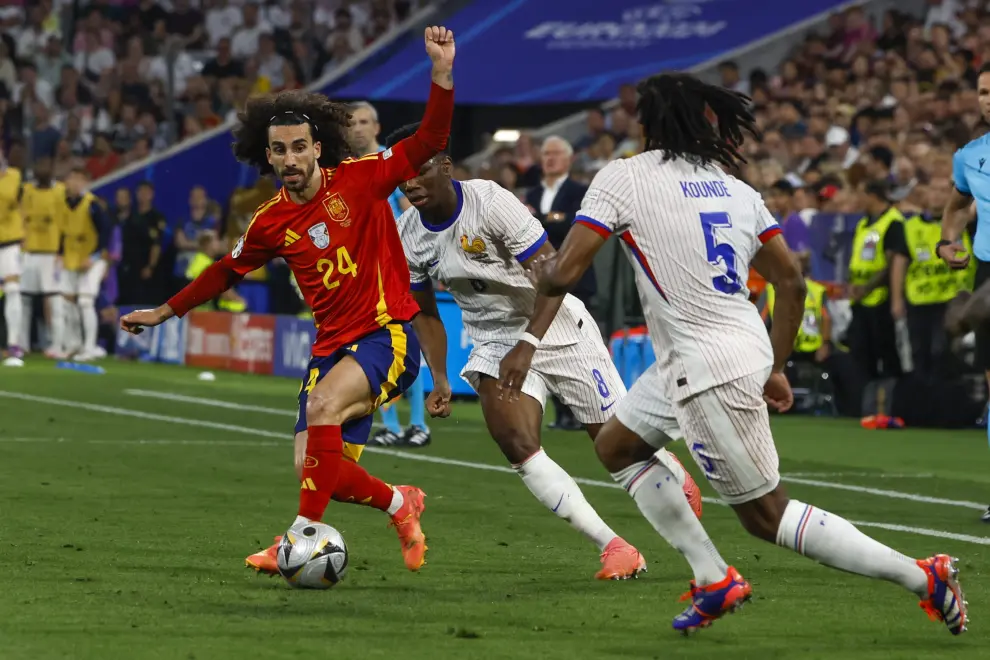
[276, 522, 349, 589]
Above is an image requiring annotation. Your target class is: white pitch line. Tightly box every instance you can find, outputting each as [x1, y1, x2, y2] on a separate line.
[784, 472, 934, 479]
[780, 476, 987, 511]
[116, 389, 982, 510]
[124, 389, 297, 417]
[3, 390, 989, 547]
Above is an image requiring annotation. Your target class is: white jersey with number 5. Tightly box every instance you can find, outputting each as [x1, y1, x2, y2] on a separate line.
[576, 154, 781, 403]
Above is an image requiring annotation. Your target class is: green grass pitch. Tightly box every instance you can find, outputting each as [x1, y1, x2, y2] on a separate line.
[1, 361, 988, 659]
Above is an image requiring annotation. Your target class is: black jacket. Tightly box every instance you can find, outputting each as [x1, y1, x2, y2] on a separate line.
[524, 177, 597, 303]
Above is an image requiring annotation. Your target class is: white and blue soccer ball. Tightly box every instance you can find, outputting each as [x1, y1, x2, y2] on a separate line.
[276, 522, 349, 589]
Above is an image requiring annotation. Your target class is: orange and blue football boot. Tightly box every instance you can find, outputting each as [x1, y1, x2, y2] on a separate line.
[918, 555, 968, 635]
[672, 566, 752, 634]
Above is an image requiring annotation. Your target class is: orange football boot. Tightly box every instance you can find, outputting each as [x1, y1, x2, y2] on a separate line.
[245, 536, 281, 576]
[670, 454, 704, 519]
[595, 537, 647, 580]
[389, 485, 428, 571]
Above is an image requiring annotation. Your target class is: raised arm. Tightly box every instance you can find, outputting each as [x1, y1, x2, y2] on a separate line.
[368, 27, 455, 198]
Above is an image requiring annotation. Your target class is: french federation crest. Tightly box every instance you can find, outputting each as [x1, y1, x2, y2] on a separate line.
[308, 222, 330, 249]
[323, 192, 351, 227]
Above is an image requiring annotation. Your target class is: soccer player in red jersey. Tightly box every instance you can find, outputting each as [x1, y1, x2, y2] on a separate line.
[120, 26, 456, 575]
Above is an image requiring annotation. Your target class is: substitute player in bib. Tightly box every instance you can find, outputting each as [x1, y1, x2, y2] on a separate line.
[59, 168, 110, 362]
[388, 123, 701, 580]
[0, 158, 24, 366]
[121, 26, 456, 575]
[531, 73, 966, 635]
[20, 157, 65, 358]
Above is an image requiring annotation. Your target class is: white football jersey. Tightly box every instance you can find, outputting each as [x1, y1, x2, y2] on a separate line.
[577, 154, 780, 402]
[398, 178, 589, 346]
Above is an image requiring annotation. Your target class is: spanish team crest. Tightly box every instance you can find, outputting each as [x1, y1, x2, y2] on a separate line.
[323, 192, 351, 227]
[460, 235, 486, 254]
[308, 222, 330, 249]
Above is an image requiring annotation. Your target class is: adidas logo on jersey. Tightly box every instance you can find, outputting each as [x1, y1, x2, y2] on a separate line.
[285, 229, 302, 246]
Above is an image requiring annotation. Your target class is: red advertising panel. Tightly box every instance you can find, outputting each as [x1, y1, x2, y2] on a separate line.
[229, 313, 276, 375]
[185, 312, 233, 370]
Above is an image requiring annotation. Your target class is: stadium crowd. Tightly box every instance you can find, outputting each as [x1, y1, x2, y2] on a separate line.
[2, 0, 990, 425]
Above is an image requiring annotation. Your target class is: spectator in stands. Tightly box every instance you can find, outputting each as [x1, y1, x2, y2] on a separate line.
[717, 60, 748, 95]
[768, 179, 812, 261]
[256, 33, 286, 89]
[206, 0, 244, 48]
[29, 102, 59, 161]
[231, 3, 271, 60]
[173, 184, 220, 284]
[524, 135, 592, 431]
[203, 37, 243, 81]
[168, 0, 206, 49]
[574, 108, 607, 152]
[85, 134, 120, 180]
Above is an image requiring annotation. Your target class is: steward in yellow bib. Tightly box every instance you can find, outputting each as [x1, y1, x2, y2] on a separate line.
[184, 232, 246, 313]
[845, 181, 903, 379]
[763, 278, 831, 362]
[887, 178, 967, 379]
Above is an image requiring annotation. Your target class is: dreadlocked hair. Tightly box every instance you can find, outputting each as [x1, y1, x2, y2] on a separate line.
[637, 72, 759, 170]
[231, 89, 353, 175]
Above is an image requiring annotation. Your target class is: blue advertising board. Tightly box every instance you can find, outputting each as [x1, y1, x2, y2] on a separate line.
[418, 292, 476, 396]
[272, 316, 318, 379]
[330, 0, 852, 104]
[115, 305, 187, 364]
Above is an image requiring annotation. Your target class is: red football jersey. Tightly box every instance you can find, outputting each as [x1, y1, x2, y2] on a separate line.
[166, 82, 453, 353]
[224, 156, 421, 356]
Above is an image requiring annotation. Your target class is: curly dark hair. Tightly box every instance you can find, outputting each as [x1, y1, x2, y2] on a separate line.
[231, 90, 354, 175]
[637, 72, 759, 170]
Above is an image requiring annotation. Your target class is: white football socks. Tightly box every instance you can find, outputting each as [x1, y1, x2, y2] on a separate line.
[63, 298, 81, 354]
[386, 488, 404, 516]
[612, 457, 728, 586]
[50, 295, 66, 353]
[514, 449, 617, 552]
[79, 295, 98, 354]
[776, 499, 928, 596]
[4, 280, 22, 349]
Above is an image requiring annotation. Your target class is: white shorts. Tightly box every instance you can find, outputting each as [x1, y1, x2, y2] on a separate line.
[0, 243, 21, 280]
[61, 259, 107, 298]
[462, 323, 627, 425]
[614, 363, 682, 447]
[22, 253, 59, 294]
[674, 367, 780, 505]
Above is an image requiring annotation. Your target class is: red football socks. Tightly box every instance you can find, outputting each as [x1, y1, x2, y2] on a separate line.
[297, 425, 344, 521]
[333, 459, 394, 511]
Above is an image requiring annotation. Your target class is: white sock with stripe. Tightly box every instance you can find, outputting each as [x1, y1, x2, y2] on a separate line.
[514, 449, 617, 552]
[611, 457, 727, 586]
[776, 499, 928, 596]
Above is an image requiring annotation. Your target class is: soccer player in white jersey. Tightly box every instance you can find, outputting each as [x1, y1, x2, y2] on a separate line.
[531, 73, 967, 635]
[386, 123, 702, 579]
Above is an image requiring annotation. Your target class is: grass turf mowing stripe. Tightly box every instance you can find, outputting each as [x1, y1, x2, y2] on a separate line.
[3, 390, 989, 548]
[119, 388, 984, 510]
